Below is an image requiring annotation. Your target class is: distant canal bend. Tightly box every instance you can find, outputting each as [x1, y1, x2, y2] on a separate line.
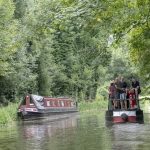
[1, 112, 150, 150]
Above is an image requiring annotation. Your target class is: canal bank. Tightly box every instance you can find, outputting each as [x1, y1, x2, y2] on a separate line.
[0, 99, 107, 125]
[0, 98, 149, 126]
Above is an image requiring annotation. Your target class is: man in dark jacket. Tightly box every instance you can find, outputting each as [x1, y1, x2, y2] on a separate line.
[131, 78, 141, 99]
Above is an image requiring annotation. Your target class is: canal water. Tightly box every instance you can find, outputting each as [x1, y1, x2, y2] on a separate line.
[0, 111, 150, 150]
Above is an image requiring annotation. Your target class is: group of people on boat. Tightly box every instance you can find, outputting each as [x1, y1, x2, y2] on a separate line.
[108, 76, 141, 110]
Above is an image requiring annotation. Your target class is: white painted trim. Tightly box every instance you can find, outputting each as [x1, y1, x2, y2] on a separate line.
[113, 111, 136, 116]
[25, 108, 38, 112]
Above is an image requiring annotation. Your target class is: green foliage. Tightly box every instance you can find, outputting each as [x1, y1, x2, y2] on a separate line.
[0, 0, 18, 76]
[27, 0, 112, 99]
[79, 100, 107, 112]
[0, 0, 150, 105]
[0, 0, 112, 102]
[0, 103, 18, 125]
[86, 0, 149, 95]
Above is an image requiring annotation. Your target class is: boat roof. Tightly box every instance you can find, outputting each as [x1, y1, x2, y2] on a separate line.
[31, 95, 43, 101]
[31, 94, 72, 101]
[30, 95, 44, 109]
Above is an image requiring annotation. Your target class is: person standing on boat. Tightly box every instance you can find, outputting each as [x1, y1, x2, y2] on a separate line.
[114, 77, 121, 109]
[131, 78, 141, 108]
[108, 80, 116, 110]
[131, 78, 141, 99]
[128, 88, 136, 109]
[120, 77, 128, 109]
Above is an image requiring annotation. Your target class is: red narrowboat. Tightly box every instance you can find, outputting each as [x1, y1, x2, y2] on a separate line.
[17, 94, 78, 119]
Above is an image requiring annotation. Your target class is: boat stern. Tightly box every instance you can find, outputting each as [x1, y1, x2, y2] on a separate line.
[105, 109, 144, 123]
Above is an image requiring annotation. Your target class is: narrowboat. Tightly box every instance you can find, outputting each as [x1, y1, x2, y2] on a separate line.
[105, 99, 144, 124]
[17, 94, 78, 120]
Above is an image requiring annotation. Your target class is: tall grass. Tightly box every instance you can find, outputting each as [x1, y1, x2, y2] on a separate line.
[79, 99, 108, 112]
[79, 93, 108, 112]
[0, 103, 18, 125]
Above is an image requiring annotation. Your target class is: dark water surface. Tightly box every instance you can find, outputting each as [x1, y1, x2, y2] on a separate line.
[0, 112, 150, 150]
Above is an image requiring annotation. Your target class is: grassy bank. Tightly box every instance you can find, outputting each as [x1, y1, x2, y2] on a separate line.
[0, 103, 18, 125]
[79, 99, 107, 112]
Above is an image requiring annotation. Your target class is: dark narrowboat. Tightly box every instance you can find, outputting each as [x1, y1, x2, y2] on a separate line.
[105, 99, 144, 124]
[17, 94, 78, 120]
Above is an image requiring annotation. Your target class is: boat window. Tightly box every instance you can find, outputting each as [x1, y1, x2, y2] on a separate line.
[30, 103, 34, 106]
[71, 102, 74, 107]
[61, 101, 64, 106]
[47, 101, 51, 106]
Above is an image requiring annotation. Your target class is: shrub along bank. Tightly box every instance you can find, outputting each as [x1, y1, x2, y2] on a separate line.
[0, 103, 18, 125]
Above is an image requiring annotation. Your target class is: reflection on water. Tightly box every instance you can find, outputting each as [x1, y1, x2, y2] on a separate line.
[20, 115, 78, 150]
[22, 117, 77, 139]
[1, 112, 150, 150]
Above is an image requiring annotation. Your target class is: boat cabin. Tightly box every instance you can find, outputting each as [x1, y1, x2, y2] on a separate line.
[18, 94, 78, 119]
[19, 95, 76, 108]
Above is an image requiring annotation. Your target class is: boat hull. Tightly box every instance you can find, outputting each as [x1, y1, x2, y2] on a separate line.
[105, 109, 144, 124]
[18, 109, 78, 120]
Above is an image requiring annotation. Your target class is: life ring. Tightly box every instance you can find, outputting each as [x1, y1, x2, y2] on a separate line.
[121, 113, 128, 121]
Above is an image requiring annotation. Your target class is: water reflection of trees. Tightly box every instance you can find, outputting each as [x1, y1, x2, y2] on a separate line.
[18, 115, 78, 150]
[22, 119, 77, 139]
[18, 114, 112, 150]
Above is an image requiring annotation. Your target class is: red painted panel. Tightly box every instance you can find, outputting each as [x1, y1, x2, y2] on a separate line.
[59, 100, 62, 107]
[113, 117, 126, 123]
[52, 100, 55, 107]
[43, 98, 47, 107]
[113, 116, 136, 123]
[67, 101, 71, 107]
[128, 116, 137, 122]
